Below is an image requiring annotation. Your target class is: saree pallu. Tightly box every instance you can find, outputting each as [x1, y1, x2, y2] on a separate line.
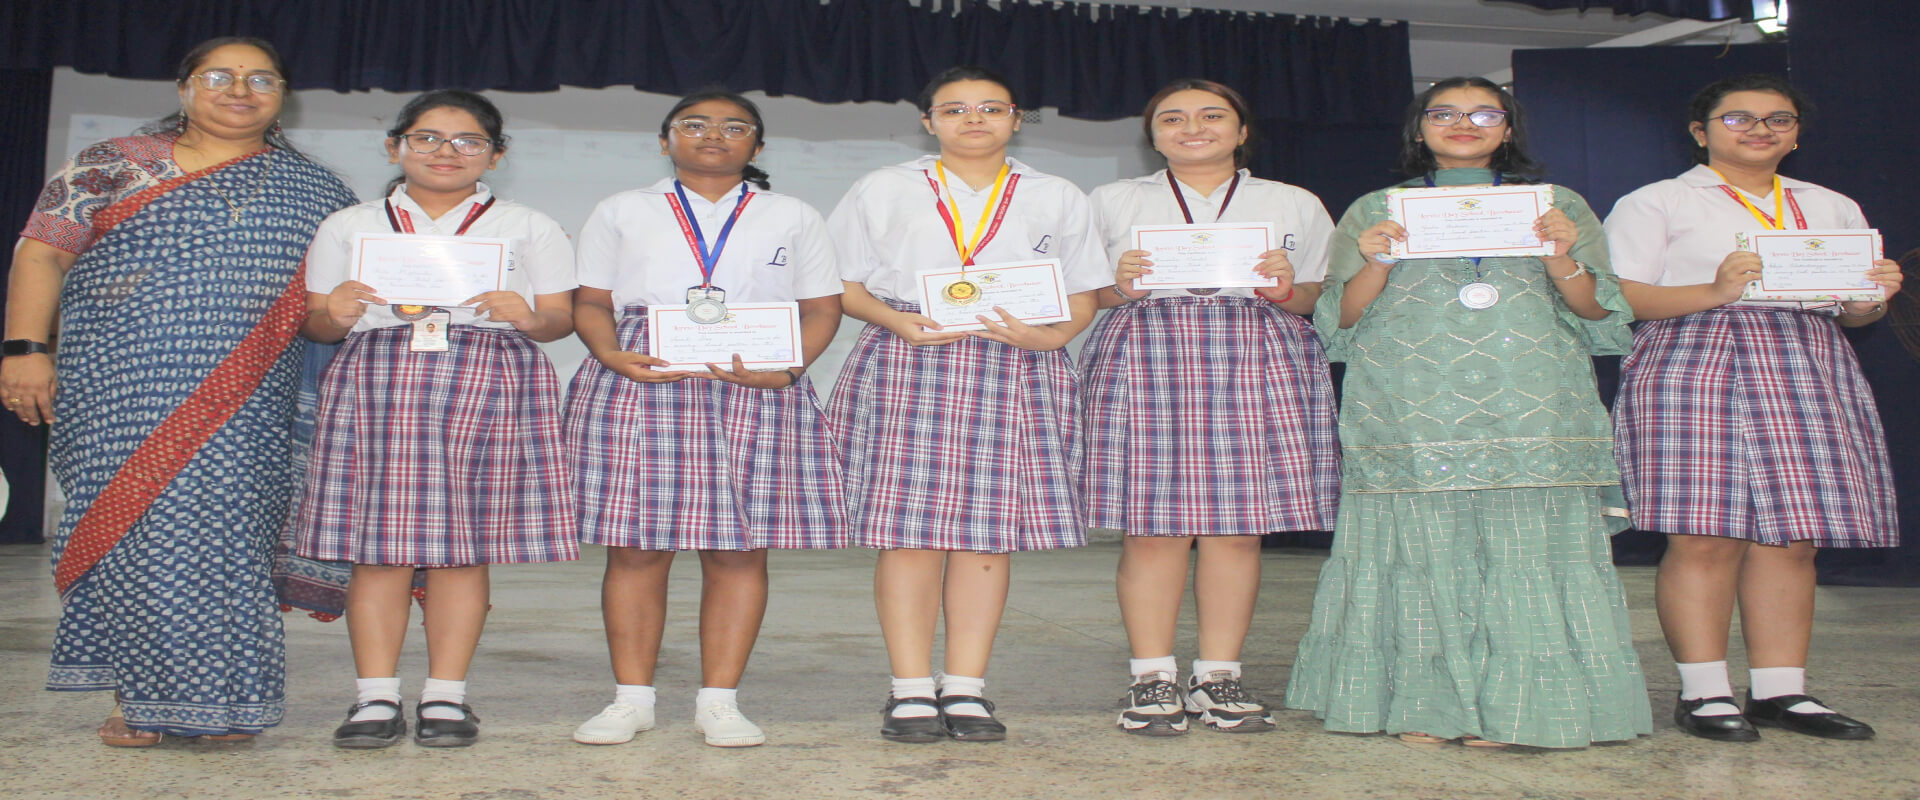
[42, 146, 356, 735]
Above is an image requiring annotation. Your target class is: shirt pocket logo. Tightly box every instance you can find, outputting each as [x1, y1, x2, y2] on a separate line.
[766, 246, 789, 267]
[1033, 235, 1052, 254]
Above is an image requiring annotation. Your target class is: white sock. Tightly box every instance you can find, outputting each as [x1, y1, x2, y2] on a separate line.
[1192, 659, 1241, 682]
[938, 674, 989, 718]
[696, 687, 738, 710]
[615, 684, 656, 709]
[420, 678, 468, 720]
[1751, 667, 1833, 714]
[889, 676, 938, 719]
[1675, 661, 1740, 716]
[1129, 656, 1177, 681]
[350, 677, 401, 722]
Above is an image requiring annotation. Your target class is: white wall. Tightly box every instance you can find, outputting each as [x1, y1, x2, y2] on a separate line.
[44, 68, 1158, 388]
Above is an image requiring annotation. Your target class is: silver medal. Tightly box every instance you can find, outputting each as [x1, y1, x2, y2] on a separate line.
[686, 286, 729, 324]
[1458, 282, 1500, 310]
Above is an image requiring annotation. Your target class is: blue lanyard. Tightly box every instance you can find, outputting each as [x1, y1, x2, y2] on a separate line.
[669, 180, 752, 288]
[1426, 171, 1501, 278]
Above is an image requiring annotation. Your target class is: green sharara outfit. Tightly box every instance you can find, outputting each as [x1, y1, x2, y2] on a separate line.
[1284, 168, 1653, 747]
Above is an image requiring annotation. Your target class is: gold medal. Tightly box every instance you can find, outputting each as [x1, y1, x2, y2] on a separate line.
[392, 304, 435, 321]
[942, 279, 982, 306]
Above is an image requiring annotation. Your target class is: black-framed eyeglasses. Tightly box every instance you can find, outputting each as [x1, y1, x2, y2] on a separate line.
[1717, 113, 1800, 132]
[1423, 108, 1508, 128]
[927, 102, 1018, 120]
[670, 119, 758, 140]
[397, 133, 496, 156]
[190, 70, 286, 95]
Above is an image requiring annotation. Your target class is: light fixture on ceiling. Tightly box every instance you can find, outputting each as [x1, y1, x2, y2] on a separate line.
[1754, 0, 1789, 35]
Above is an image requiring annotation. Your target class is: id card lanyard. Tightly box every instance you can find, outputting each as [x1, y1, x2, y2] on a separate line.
[665, 180, 754, 323]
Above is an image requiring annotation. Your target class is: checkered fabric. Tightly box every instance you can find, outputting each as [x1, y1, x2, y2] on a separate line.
[1079, 295, 1339, 536]
[292, 326, 578, 565]
[825, 299, 1087, 552]
[1614, 306, 1897, 546]
[564, 307, 847, 550]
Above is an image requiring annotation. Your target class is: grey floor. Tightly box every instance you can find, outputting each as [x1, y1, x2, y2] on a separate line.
[2, 540, 1917, 800]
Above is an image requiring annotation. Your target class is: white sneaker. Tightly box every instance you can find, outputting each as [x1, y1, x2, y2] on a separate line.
[572, 702, 655, 745]
[694, 702, 766, 747]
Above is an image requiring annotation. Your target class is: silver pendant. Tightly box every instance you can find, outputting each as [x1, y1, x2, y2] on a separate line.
[1458, 282, 1500, 310]
[686, 297, 729, 324]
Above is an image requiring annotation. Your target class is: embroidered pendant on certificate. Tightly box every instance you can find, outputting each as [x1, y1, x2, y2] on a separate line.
[941, 278, 982, 306]
[686, 286, 729, 324]
[392, 304, 438, 322]
[1458, 282, 1500, 310]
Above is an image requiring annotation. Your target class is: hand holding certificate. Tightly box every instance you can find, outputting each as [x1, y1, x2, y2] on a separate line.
[1129, 223, 1277, 289]
[646, 302, 805, 372]
[916, 259, 1071, 332]
[1737, 228, 1886, 303]
[351, 232, 511, 305]
[1386, 184, 1556, 260]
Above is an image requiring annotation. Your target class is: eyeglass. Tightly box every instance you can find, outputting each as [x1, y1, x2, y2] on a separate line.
[669, 119, 759, 140]
[928, 102, 1018, 120]
[1423, 108, 1508, 128]
[397, 133, 496, 156]
[189, 70, 286, 95]
[1716, 113, 1800, 132]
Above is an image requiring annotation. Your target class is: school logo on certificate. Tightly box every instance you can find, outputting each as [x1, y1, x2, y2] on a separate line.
[1805, 238, 1826, 251]
[1458, 198, 1482, 210]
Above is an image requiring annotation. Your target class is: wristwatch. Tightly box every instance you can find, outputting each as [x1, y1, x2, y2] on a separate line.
[1, 339, 50, 356]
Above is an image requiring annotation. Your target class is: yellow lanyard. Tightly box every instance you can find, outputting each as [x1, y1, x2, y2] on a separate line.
[1708, 167, 1785, 230]
[935, 161, 1010, 264]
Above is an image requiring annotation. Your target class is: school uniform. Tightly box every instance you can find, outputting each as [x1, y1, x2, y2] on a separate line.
[825, 155, 1108, 553]
[1079, 169, 1341, 537]
[1605, 164, 1898, 547]
[292, 183, 579, 566]
[565, 178, 846, 551]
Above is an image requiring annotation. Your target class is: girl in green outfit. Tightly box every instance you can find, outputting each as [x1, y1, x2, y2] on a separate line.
[1283, 77, 1653, 748]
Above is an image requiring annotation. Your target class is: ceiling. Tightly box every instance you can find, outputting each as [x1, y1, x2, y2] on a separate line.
[1103, 0, 1769, 82]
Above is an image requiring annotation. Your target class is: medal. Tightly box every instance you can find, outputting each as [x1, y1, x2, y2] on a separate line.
[667, 180, 753, 325]
[1458, 282, 1500, 310]
[686, 286, 730, 324]
[925, 161, 1021, 307]
[392, 304, 435, 321]
[1168, 170, 1241, 297]
[385, 195, 496, 324]
[941, 279, 982, 306]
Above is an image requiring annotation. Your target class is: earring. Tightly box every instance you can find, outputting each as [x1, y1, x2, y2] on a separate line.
[1792, 144, 1800, 151]
[269, 119, 284, 139]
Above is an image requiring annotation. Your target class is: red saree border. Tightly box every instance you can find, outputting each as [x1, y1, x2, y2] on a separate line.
[54, 148, 306, 597]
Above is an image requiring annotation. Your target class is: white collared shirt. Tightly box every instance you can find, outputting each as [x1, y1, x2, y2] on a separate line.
[1089, 168, 1335, 298]
[576, 178, 841, 310]
[828, 155, 1109, 301]
[307, 183, 577, 332]
[1604, 163, 1868, 306]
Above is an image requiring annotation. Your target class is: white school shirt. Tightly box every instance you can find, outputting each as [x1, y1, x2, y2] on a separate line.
[575, 178, 841, 309]
[307, 183, 577, 332]
[1603, 163, 1869, 308]
[1089, 168, 1335, 299]
[828, 155, 1109, 301]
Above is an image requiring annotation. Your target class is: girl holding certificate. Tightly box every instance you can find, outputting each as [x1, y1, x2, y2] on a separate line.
[1286, 77, 1652, 748]
[295, 90, 579, 748]
[1604, 74, 1901, 742]
[827, 66, 1107, 743]
[1084, 79, 1339, 736]
[565, 90, 846, 749]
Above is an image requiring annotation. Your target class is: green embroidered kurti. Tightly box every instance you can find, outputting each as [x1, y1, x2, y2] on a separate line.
[1286, 169, 1653, 747]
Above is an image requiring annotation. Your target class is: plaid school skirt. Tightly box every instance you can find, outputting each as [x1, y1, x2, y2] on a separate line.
[564, 307, 846, 551]
[1079, 295, 1340, 536]
[825, 299, 1086, 553]
[291, 325, 578, 566]
[1614, 306, 1897, 547]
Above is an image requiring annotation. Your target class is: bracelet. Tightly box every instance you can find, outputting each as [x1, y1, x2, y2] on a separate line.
[1552, 261, 1591, 281]
[1266, 287, 1295, 303]
[1111, 284, 1137, 302]
[779, 368, 801, 387]
[1839, 303, 1886, 317]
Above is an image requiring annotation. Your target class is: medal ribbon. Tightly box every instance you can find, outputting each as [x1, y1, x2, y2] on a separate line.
[385, 195, 496, 235]
[925, 162, 1020, 267]
[1168, 171, 1241, 224]
[1708, 168, 1806, 230]
[666, 181, 754, 288]
[1426, 171, 1502, 278]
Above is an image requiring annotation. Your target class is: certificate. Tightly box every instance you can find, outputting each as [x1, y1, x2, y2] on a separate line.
[1738, 228, 1885, 303]
[645, 302, 805, 372]
[916, 259, 1071, 332]
[1386, 184, 1555, 260]
[1129, 223, 1277, 289]
[351, 232, 511, 306]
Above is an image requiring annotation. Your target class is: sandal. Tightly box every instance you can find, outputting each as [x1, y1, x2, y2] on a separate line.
[1461, 736, 1510, 749]
[99, 701, 163, 748]
[198, 733, 257, 743]
[1397, 731, 1447, 744]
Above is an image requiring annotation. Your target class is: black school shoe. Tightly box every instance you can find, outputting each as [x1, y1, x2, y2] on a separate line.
[1673, 694, 1760, 742]
[1744, 692, 1876, 740]
[938, 694, 1007, 742]
[332, 700, 407, 749]
[880, 695, 945, 743]
[414, 701, 481, 747]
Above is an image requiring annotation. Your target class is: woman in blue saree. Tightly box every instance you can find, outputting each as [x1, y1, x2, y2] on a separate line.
[0, 37, 356, 745]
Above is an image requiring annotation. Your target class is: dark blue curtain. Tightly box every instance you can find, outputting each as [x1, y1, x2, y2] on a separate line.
[1491, 0, 1752, 19]
[0, 68, 52, 544]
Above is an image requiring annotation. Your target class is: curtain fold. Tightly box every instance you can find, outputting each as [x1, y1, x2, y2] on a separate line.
[1490, 0, 1752, 20]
